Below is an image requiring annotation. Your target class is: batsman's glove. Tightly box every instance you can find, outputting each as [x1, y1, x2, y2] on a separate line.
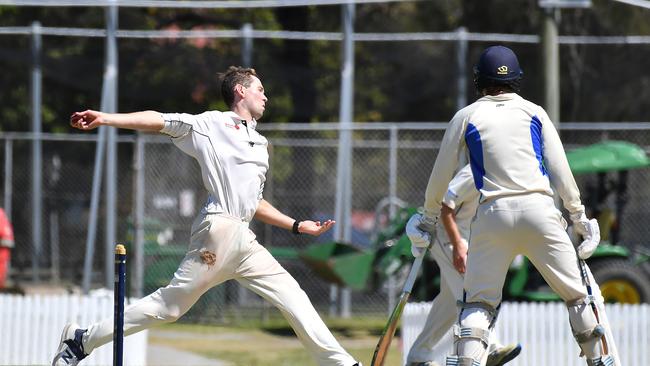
[570, 212, 601, 259]
[406, 213, 436, 257]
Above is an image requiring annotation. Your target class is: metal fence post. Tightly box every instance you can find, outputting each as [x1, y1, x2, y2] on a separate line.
[386, 125, 398, 313]
[132, 133, 145, 298]
[3, 139, 12, 220]
[543, 8, 560, 125]
[456, 27, 468, 110]
[334, 2, 355, 318]
[242, 23, 253, 67]
[83, 132, 107, 293]
[104, 1, 119, 289]
[31, 21, 42, 283]
[388, 125, 398, 219]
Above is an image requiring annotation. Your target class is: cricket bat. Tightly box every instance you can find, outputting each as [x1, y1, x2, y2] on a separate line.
[371, 250, 427, 366]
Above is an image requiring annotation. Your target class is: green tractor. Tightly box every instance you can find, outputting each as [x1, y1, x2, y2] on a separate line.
[297, 141, 650, 304]
[559, 140, 650, 303]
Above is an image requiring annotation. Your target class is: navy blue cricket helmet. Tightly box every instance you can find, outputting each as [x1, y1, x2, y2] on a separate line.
[473, 45, 523, 92]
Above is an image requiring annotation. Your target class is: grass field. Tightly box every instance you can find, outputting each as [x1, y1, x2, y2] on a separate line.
[149, 317, 403, 366]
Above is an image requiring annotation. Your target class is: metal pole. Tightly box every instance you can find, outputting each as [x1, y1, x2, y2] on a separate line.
[31, 21, 42, 283]
[333, 2, 355, 318]
[542, 7, 563, 210]
[50, 211, 60, 282]
[82, 127, 107, 293]
[388, 125, 398, 219]
[237, 22, 255, 307]
[543, 8, 560, 126]
[386, 125, 398, 313]
[132, 133, 145, 298]
[328, 285, 338, 318]
[340, 3, 355, 245]
[104, 2, 119, 289]
[242, 23, 253, 67]
[82, 9, 118, 290]
[3, 140, 12, 220]
[456, 27, 468, 110]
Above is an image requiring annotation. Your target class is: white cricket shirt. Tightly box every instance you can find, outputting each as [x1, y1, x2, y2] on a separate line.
[160, 110, 269, 222]
[423, 93, 584, 220]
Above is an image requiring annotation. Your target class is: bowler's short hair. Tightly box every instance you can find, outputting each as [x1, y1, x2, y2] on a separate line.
[219, 66, 258, 109]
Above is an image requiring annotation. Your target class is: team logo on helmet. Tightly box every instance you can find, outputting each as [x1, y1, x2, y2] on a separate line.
[497, 65, 509, 75]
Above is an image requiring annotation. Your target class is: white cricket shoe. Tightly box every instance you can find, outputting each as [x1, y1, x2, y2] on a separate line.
[51, 323, 87, 366]
[406, 362, 440, 366]
[486, 343, 522, 366]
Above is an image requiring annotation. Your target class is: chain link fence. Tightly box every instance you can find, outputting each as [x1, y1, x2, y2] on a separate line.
[1, 3, 650, 321]
[2, 125, 650, 323]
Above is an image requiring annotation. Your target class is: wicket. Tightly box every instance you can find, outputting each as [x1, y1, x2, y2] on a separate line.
[113, 244, 126, 366]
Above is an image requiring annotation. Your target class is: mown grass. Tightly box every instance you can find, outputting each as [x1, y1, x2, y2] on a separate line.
[150, 316, 403, 366]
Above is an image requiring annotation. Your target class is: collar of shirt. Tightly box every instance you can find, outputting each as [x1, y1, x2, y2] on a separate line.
[481, 93, 521, 102]
[224, 111, 258, 130]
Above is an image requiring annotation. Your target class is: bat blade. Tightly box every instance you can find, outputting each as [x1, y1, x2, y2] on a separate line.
[371, 291, 412, 366]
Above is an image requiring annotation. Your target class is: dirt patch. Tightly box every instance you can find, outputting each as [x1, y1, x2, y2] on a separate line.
[200, 250, 217, 267]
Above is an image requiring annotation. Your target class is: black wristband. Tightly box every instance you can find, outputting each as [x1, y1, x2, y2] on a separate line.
[292, 220, 301, 235]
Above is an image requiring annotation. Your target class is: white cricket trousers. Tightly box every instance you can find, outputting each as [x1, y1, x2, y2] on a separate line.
[82, 213, 357, 366]
[462, 193, 619, 364]
[406, 237, 503, 364]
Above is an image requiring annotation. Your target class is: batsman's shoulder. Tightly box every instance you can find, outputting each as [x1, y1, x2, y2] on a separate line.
[519, 98, 548, 118]
[453, 101, 480, 119]
[451, 100, 484, 124]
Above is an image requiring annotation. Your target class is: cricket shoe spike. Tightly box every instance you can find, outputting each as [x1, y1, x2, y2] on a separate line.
[486, 343, 522, 366]
[52, 323, 87, 366]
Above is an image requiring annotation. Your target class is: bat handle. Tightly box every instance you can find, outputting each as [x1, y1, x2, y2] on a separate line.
[402, 252, 425, 293]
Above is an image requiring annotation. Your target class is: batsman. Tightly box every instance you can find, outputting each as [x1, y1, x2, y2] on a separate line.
[408, 45, 620, 366]
[405, 165, 521, 366]
[52, 66, 362, 366]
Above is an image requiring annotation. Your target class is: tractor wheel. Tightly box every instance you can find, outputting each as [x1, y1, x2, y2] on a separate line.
[588, 258, 650, 304]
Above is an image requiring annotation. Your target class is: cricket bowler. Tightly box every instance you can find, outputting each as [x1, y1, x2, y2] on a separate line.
[52, 67, 362, 366]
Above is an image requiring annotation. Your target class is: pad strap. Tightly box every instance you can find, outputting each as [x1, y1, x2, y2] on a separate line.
[566, 295, 598, 307]
[445, 355, 481, 366]
[453, 325, 490, 347]
[457, 300, 500, 328]
[456, 300, 498, 319]
[587, 355, 615, 366]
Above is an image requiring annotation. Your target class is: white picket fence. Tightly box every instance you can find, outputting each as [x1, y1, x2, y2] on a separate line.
[402, 301, 649, 366]
[0, 293, 148, 366]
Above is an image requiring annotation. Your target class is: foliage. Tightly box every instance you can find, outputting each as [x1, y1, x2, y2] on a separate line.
[1, 2, 649, 133]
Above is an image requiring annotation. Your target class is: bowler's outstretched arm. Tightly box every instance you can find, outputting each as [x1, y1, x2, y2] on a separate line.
[70, 110, 164, 132]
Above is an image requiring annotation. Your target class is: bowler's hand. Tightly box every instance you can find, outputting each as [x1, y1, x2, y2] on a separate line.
[299, 219, 335, 236]
[70, 110, 104, 130]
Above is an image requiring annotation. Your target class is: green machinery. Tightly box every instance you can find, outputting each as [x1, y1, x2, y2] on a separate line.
[293, 140, 650, 304]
